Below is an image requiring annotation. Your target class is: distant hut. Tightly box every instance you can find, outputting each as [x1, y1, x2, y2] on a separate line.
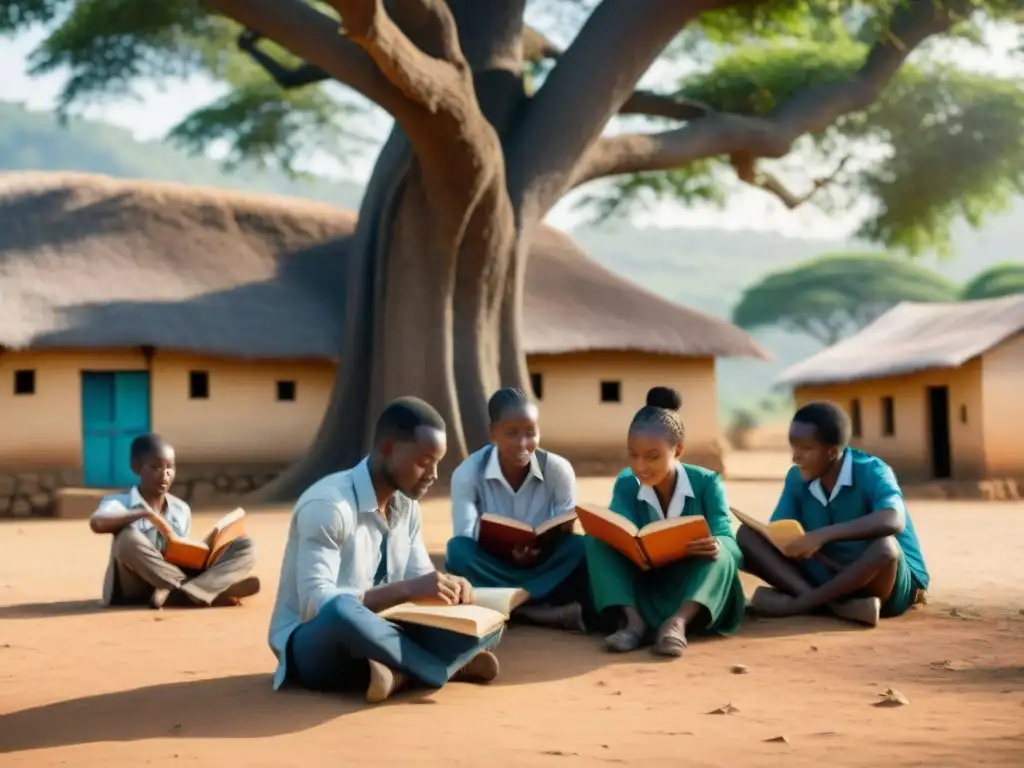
[777, 295, 1024, 482]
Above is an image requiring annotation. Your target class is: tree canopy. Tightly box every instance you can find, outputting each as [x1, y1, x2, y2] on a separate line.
[960, 262, 1024, 299]
[731, 252, 961, 344]
[5, 0, 1023, 254]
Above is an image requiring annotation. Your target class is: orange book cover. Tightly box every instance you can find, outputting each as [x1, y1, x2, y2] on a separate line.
[576, 503, 710, 570]
[150, 508, 246, 570]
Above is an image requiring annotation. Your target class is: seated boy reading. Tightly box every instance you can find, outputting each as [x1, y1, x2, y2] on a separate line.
[89, 434, 260, 610]
[737, 401, 929, 627]
[268, 397, 503, 704]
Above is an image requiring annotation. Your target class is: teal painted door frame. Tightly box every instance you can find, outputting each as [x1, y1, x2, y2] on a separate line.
[81, 371, 151, 488]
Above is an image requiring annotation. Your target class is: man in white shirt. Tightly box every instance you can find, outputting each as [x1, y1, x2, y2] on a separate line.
[89, 434, 259, 610]
[268, 397, 503, 704]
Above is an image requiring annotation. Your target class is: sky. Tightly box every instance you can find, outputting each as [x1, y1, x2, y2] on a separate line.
[0, 20, 1020, 239]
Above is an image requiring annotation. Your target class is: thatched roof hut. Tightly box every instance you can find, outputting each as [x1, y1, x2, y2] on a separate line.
[0, 172, 766, 361]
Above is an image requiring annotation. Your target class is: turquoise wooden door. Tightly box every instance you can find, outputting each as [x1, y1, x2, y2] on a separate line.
[81, 372, 151, 487]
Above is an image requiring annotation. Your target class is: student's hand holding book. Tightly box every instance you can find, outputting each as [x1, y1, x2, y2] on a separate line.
[783, 529, 830, 560]
[684, 536, 720, 559]
[403, 571, 475, 605]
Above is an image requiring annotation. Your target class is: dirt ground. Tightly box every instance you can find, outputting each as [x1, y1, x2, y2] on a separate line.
[2, 453, 1023, 767]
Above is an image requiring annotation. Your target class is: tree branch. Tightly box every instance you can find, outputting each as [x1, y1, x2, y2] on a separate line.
[730, 153, 851, 210]
[619, 90, 712, 121]
[206, 0, 405, 113]
[572, 0, 961, 187]
[505, 0, 733, 223]
[328, 0, 469, 111]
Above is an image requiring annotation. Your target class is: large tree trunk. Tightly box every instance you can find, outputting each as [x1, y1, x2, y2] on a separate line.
[248, 0, 534, 503]
[253, 129, 520, 502]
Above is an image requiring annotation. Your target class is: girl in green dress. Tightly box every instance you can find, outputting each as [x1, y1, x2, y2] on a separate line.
[585, 386, 746, 656]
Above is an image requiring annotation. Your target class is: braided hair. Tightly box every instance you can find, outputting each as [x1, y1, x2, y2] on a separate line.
[629, 386, 685, 444]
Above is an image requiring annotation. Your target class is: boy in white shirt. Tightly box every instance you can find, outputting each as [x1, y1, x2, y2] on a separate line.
[89, 434, 259, 609]
[268, 397, 502, 704]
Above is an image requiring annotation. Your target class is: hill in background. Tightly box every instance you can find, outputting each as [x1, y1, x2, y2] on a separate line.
[1, 101, 1017, 418]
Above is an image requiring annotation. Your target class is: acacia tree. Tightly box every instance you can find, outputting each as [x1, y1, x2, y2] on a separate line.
[732, 252, 960, 344]
[4, 0, 1023, 499]
[961, 262, 1024, 300]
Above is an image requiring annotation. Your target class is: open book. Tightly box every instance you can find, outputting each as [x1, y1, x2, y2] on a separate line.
[477, 511, 577, 559]
[148, 508, 247, 571]
[576, 503, 710, 570]
[378, 587, 529, 637]
[729, 507, 806, 553]
[729, 507, 840, 571]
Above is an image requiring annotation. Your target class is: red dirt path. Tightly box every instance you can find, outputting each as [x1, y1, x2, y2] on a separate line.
[1, 465, 1022, 767]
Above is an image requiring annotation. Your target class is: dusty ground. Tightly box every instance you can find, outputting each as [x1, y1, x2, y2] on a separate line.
[2, 453, 1023, 767]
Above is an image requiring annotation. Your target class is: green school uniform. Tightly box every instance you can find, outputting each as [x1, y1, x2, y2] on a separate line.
[771, 448, 929, 618]
[586, 464, 746, 636]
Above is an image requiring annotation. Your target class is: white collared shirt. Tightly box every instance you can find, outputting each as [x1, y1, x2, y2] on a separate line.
[449, 445, 577, 539]
[637, 462, 695, 520]
[267, 457, 434, 689]
[91, 486, 192, 550]
[808, 449, 854, 506]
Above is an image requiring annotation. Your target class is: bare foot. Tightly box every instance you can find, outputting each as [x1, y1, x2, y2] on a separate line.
[452, 651, 500, 684]
[515, 602, 586, 632]
[829, 597, 881, 627]
[653, 615, 688, 657]
[211, 576, 262, 607]
[365, 660, 407, 704]
[149, 588, 171, 610]
[750, 586, 802, 618]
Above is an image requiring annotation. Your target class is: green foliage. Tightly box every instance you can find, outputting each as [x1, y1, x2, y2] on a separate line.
[960, 262, 1024, 299]
[579, 160, 728, 221]
[168, 81, 367, 176]
[0, 0, 67, 32]
[602, 9, 1024, 256]
[9, 0, 361, 176]
[2, 0, 1023, 245]
[731, 252, 960, 344]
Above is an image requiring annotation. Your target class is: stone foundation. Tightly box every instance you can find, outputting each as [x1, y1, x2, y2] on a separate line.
[172, 463, 288, 507]
[0, 464, 288, 518]
[0, 469, 82, 517]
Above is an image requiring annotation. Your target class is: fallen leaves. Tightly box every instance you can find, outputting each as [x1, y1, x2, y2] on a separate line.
[874, 688, 910, 707]
[931, 659, 973, 671]
[708, 702, 740, 715]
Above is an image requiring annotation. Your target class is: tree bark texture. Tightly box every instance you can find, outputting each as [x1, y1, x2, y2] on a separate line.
[224, 0, 958, 501]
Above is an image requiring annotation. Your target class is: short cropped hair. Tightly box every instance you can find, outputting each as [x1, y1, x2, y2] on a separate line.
[487, 387, 533, 424]
[130, 433, 172, 464]
[792, 401, 851, 448]
[373, 397, 446, 445]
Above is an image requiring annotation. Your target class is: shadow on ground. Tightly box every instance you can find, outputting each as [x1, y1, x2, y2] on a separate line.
[0, 673, 402, 753]
[0, 599, 109, 620]
[0, 609, 865, 755]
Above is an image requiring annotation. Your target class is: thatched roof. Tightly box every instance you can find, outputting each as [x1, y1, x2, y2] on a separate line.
[776, 294, 1024, 387]
[0, 172, 766, 361]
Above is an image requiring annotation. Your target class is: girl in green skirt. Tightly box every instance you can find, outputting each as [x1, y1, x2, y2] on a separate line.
[586, 386, 746, 656]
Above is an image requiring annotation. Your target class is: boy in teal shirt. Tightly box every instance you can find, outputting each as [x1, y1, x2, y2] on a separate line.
[738, 401, 929, 627]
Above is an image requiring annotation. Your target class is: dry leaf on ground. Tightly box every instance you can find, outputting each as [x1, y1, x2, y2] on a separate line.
[875, 688, 910, 707]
